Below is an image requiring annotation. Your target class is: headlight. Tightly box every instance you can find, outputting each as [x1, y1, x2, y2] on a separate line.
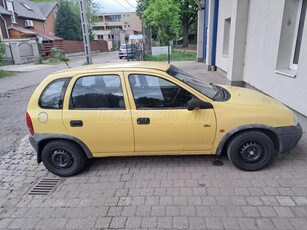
[293, 113, 298, 126]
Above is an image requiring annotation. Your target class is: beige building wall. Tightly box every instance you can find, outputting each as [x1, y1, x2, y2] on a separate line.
[92, 12, 142, 44]
[44, 6, 57, 34]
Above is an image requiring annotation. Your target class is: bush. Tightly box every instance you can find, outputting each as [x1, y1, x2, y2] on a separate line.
[50, 47, 69, 62]
[35, 56, 43, 64]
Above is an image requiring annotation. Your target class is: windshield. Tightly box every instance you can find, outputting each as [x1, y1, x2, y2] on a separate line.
[120, 44, 132, 49]
[167, 65, 218, 99]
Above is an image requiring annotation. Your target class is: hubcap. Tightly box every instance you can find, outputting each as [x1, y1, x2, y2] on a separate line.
[239, 141, 264, 163]
[50, 149, 73, 169]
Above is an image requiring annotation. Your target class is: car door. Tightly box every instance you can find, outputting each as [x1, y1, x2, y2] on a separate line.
[124, 71, 217, 154]
[62, 72, 134, 157]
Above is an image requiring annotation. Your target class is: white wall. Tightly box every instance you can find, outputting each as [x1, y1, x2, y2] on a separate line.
[243, 0, 307, 116]
[215, 0, 233, 72]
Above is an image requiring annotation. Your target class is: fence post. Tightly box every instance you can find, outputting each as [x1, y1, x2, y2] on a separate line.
[9, 42, 22, 65]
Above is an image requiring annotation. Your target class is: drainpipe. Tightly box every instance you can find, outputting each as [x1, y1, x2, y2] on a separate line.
[211, 0, 219, 68]
[0, 14, 10, 38]
[202, 0, 208, 62]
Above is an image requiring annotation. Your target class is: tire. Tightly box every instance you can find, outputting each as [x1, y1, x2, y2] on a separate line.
[227, 131, 274, 171]
[42, 140, 86, 177]
[119, 56, 122, 59]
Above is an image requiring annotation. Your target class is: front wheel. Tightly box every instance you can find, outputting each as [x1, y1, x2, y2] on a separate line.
[227, 131, 274, 171]
[42, 140, 86, 177]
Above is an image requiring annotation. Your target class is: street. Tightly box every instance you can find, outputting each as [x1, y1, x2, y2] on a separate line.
[0, 54, 307, 229]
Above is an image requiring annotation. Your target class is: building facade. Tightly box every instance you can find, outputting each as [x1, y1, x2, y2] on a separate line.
[0, 0, 58, 40]
[92, 12, 142, 50]
[200, 0, 307, 117]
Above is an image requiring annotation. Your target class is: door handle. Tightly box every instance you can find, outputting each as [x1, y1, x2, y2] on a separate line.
[70, 120, 83, 127]
[137, 117, 150, 125]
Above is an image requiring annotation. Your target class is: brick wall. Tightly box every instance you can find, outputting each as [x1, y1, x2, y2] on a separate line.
[62, 40, 108, 54]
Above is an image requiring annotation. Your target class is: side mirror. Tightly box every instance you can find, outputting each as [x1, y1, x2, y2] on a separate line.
[187, 97, 213, 111]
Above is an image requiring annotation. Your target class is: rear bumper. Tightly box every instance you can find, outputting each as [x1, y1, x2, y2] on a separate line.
[275, 123, 303, 155]
[29, 135, 41, 163]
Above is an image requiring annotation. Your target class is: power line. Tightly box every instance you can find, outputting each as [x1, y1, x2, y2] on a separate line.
[124, 0, 136, 8]
[114, 0, 130, 11]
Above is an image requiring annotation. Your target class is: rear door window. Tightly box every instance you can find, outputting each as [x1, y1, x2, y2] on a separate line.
[71, 75, 125, 109]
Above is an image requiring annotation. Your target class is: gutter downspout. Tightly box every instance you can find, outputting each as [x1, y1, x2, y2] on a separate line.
[0, 14, 10, 38]
[202, 0, 209, 63]
[211, 0, 219, 68]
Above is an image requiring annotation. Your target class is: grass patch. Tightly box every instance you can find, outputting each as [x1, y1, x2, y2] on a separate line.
[0, 69, 15, 78]
[144, 49, 196, 62]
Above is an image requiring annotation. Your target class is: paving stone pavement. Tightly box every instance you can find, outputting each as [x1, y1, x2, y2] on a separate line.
[0, 133, 306, 229]
[0, 61, 307, 229]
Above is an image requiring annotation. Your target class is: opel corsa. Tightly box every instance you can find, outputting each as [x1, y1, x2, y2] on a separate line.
[26, 62, 302, 177]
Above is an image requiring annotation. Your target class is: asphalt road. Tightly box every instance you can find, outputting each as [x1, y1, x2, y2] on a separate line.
[0, 51, 119, 156]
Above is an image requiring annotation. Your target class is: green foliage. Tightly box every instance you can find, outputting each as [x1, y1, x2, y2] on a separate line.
[0, 70, 15, 78]
[55, 0, 100, 41]
[35, 56, 43, 64]
[143, 0, 180, 45]
[50, 47, 70, 61]
[144, 49, 196, 61]
[55, 0, 82, 40]
[0, 38, 6, 63]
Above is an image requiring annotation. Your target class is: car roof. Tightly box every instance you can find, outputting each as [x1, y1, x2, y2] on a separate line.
[51, 62, 171, 79]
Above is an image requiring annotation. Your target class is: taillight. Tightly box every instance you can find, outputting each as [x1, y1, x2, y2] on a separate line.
[26, 112, 34, 135]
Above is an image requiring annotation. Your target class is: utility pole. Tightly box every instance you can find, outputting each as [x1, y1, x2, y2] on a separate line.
[79, 0, 92, 64]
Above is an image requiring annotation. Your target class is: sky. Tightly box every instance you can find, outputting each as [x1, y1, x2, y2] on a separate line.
[94, 0, 137, 13]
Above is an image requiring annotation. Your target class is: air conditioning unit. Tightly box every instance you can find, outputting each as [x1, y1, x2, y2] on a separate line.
[25, 20, 34, 27]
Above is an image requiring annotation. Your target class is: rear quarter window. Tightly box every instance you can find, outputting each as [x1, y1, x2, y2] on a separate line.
[39, 78, 70, 109]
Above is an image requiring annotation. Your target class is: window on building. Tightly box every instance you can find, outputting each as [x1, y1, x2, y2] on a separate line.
[6, 0, 16, 23]
[21, 3, 33, 11]
[222, 17, 231, 57]
[276, 0, 306, 75]
[97, 35, 104, 40]
[291, 0, 306, 69]
[105, 15, 122, 22]
[92, 26, 104, 31]
[71, 75, 125, 109]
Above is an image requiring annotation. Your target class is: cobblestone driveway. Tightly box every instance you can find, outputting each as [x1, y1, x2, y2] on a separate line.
[0, 133, 306, 229]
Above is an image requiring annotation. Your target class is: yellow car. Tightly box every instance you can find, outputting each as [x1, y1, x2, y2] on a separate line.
[26, 62, 302, 176]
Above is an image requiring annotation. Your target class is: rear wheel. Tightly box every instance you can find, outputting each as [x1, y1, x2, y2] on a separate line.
[227, 131, 274, 171]
[42, 140, 86, 177]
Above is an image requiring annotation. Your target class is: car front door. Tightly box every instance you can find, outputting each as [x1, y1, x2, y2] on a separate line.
[125, 71, 217, 154]
[62, 72, 134, 157]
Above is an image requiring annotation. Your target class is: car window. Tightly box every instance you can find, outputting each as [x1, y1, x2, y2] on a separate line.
[39, 78, 69, 109]
[71, 75, 125, 109]
[129, 74, 193, 109]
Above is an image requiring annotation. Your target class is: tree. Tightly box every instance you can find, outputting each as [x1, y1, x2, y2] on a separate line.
[55, 0, 100, 41]
[55, 0, 82, 40]
[176, 0, 198, 47]
[143, 0, 180, 45]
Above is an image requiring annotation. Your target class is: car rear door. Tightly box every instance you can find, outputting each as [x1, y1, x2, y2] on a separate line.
[62, 71, 134, 157]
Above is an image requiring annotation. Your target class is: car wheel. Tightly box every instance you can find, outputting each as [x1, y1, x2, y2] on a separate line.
[42, 140, 86, 177]
[119, 56, 122, 59]
[227, 131, 274, 171]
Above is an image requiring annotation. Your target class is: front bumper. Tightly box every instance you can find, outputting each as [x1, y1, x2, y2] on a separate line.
[275, 123, 303, 155]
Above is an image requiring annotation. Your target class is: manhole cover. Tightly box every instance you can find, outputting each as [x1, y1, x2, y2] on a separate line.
[28, 178, 61, 195]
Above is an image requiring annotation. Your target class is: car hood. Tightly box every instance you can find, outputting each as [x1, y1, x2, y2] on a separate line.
[222, 85, 286, 108]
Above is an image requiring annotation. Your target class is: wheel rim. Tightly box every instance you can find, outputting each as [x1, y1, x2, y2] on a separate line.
[50, 149, 73, 169]
[239, 141, 264, 163]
